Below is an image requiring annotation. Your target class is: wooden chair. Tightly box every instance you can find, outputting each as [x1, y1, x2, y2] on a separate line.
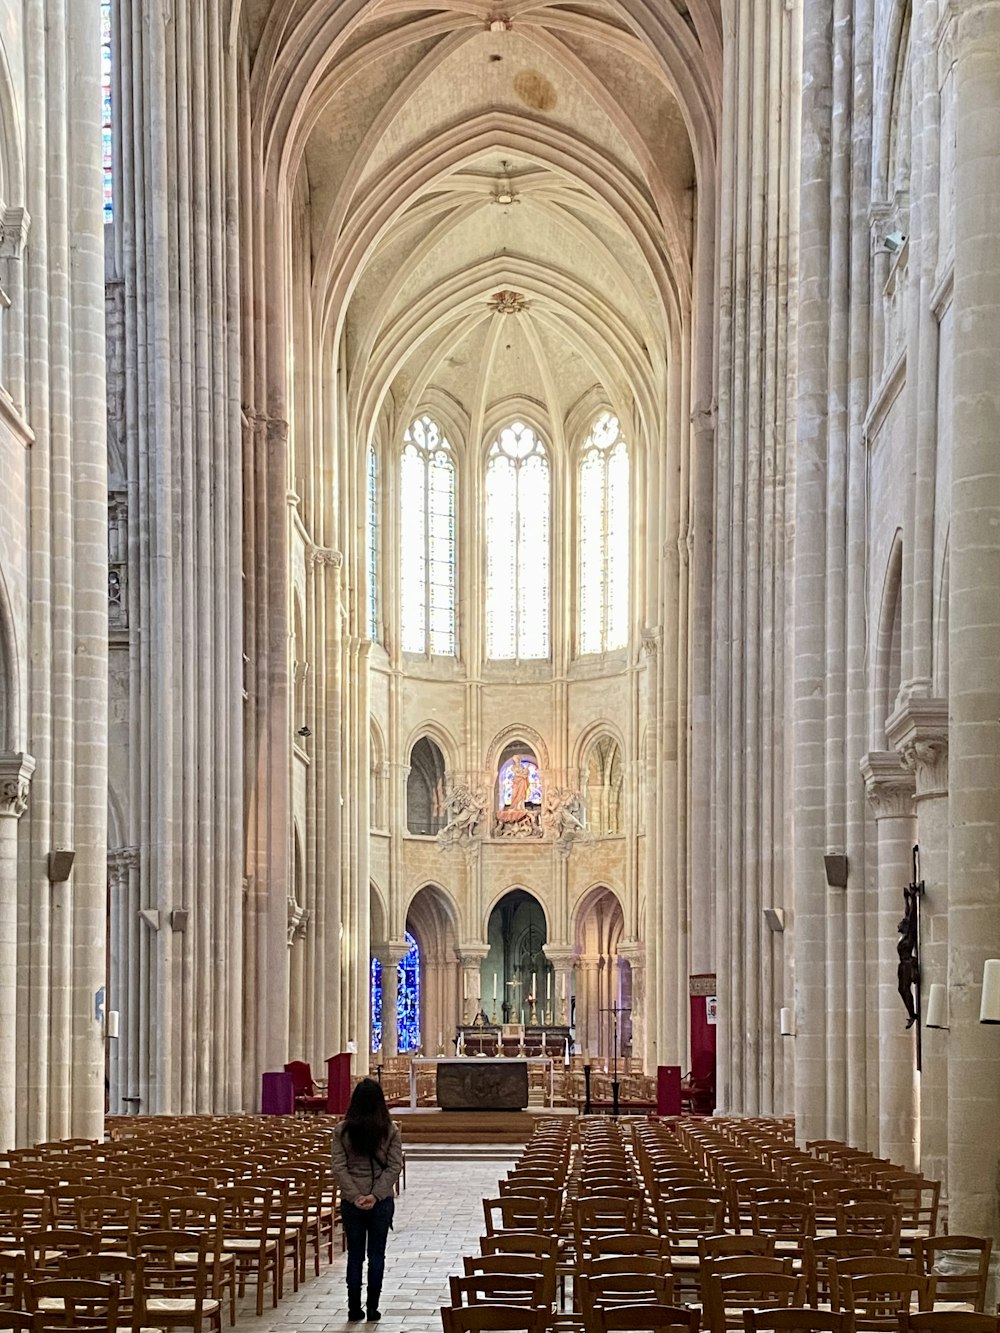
[132, 1230, 223, 1333]
[447, 1273, 549, 1311]
[0, 1257, 24, 1311]
[252, 1175, 299, 1298]
[838, 1273, 934, 1330]
[59, 1253, 146, 1333]
[19, 1232, 100, 1279]
[73, 1195, 138, 1251]
[484, 1197, 547, 1236]
[742, 1312, 849, 1333]
[0, 1313, 30, 1333]
[478, 1234, 560, 1262]
[828, 1257, 918, 1309]
[282, 1062, 326, 1114]
[915, 1235, 992, 1312]
[217, 1185, 280, 1318]
[834, 1202, 903, 1247]
[803, 1235, 898, 1306]
[462, 1255, 557, 1309]
[901, 1316, 1000, 1333]
[702, 1271, 807, 1333]
[159, 1194, 237, 1327]
[498, 1181, 563, 1229]
[23, 1277, 121, 1331]
[440, 1306, 548, 1333]
[578, 1272, 675, 1333]
[592, 1305, 700, 1333]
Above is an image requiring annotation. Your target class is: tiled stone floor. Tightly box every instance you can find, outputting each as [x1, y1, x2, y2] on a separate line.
[240, 1152, 515, 1333]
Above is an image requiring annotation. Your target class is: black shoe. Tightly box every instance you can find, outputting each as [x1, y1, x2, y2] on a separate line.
[366, 1286, 382, 1322]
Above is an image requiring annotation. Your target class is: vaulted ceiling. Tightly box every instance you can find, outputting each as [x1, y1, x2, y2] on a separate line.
[248, 0, 722, 452]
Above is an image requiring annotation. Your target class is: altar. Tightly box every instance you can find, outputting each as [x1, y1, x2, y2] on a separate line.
[408, 1056, 555, 1109]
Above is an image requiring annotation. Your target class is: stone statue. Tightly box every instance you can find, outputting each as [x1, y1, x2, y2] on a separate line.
[509, 757, 531, 811]
[437, 782, 487, 847]
[545, 787, 587, 855]
[897, 887, 919, 1029]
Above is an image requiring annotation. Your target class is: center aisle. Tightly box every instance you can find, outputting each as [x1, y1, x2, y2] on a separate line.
[246, 1151, 515, 1333]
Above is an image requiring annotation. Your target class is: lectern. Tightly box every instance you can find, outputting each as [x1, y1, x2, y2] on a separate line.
[326, 1053, 352, 1115]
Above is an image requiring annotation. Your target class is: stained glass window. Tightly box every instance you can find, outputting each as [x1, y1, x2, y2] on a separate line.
[498, 755, 543, 811]
[101, 2, 114, 224]
[579, 413, 629, 653]
[486, 422, 549, 659]
[367, 444, 380, 642]
[400, 416, 456, 655]
[370, 931, 421, 1054]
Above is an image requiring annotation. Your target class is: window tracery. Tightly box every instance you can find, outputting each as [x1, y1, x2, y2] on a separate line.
[400, 416, 456, 655]
[579, 413, 629, 654]
[102, 2, 114, 223]
[486, 422, 549, 660]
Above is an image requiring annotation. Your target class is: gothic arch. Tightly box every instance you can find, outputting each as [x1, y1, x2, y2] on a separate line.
[0, 564, 20, 752]
[0, 34, 25, 209]
[402, 720, 458, 773]
[484, 724, 550, 776]
[482, 883, 551, 940]
[573, 882, 628, 952]
[404, 882, 460, 961]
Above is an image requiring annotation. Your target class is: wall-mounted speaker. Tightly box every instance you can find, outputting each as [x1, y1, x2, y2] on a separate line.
[824, 853, 849, 888]
[47, 849, 76, 882]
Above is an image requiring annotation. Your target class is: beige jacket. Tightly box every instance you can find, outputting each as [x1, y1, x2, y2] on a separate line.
[331, 1120, 403, 1203]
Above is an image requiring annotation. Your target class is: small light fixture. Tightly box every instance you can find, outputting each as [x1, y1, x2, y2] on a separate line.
[763, 907, 785, 933]
[106, 1010, 120, 1040]
[779, 1006, 795, 1037]
[980, 960, 1000, 1024]
[925, 983, 948, 1030]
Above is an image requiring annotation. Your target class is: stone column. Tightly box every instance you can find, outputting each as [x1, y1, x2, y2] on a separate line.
[0, 754, 33, 1149]
[947, 0, 1000, 1247]
[376, 943, 409, 1059]
[577, 955, 603, 1058]
[888, 701, 949, 1188]
[456, 946, 488, 1026]
[542, 945, 575, 1029]
[617, 941, 645, 1071]
[861, 752, 918, 1168]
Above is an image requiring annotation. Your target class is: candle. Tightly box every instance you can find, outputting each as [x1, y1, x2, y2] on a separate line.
[561, 971, 567, 1001]
[437, 1029, 442, 1049]
[541, 1029, 546, 1051]
[463, 971, 468, 1000]
[564, 1038, 570, 1068]
[493, 973, 498, 1002]
[531, 971, 537, 998]
[546, 973, 551, 1004]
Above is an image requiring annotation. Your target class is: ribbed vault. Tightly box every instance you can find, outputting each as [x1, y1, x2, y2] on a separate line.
[245, 0, 721, 461]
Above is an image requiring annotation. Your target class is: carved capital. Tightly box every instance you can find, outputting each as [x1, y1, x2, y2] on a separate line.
[0, 753, 34, 818]
[287, 895, 310, 945]
[886, 697, 949, 798]
[861, 750, 915, 820]
[308, 545, 343, 570]
[615, 940, 645, 970]
[108, 845, 140, 877]
[375, 940, 411, 969]
[0, 207, 30, 259]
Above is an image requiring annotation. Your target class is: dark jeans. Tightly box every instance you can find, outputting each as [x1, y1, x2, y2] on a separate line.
[342, 1196, 394, 1291]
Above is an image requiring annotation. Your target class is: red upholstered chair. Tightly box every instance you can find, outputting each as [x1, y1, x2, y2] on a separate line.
[282, 1063, 327, 1114]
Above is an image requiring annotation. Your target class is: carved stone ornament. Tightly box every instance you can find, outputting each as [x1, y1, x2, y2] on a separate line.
[308, 545, 343, 570]
[886, 697, 948, 798]
[860, 750, 915, 820]
[544, 787, 588, 858]
[108, 846, 140, 878]
[0, 753, 34, 818]
[437, 781, 488, 849]
[489, 289, 528, 314]
[287, 895, 310, 945]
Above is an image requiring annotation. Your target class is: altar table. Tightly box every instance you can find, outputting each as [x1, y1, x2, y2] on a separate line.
[408, 1056, 555, 1109]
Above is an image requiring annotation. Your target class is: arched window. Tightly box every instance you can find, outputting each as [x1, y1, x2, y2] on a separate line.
[579, 413, 629, 653]
[400, 416, 456, 655]
[585, 735, 624, 835]
[101, 2, 114, 223]
[497, 754, 543, 812]
[406, 736, 448, 835]
[370, 931, 421, 1053]
[486, 422, 550, 659]
[366, 443, 380, 642]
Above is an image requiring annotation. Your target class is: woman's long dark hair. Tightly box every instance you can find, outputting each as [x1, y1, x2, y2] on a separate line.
[342, 1077, 392, 1158]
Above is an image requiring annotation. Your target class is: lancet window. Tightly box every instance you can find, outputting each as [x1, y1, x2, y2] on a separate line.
[400, 416, 456, 655]
[485, 422, 550, 659]
[370, 930, 421, 1054]
[579, 413, 629, 654]
[102, 2, 114, 223]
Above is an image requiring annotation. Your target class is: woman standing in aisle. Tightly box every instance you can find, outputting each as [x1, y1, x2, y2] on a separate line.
[331, 1077, 403, 1323]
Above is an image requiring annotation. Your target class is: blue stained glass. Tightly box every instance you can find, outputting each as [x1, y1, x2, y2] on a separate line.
[370, 931, 421, 1054]
[498, 756, 542, 811]
[101, 2, 114, 224]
